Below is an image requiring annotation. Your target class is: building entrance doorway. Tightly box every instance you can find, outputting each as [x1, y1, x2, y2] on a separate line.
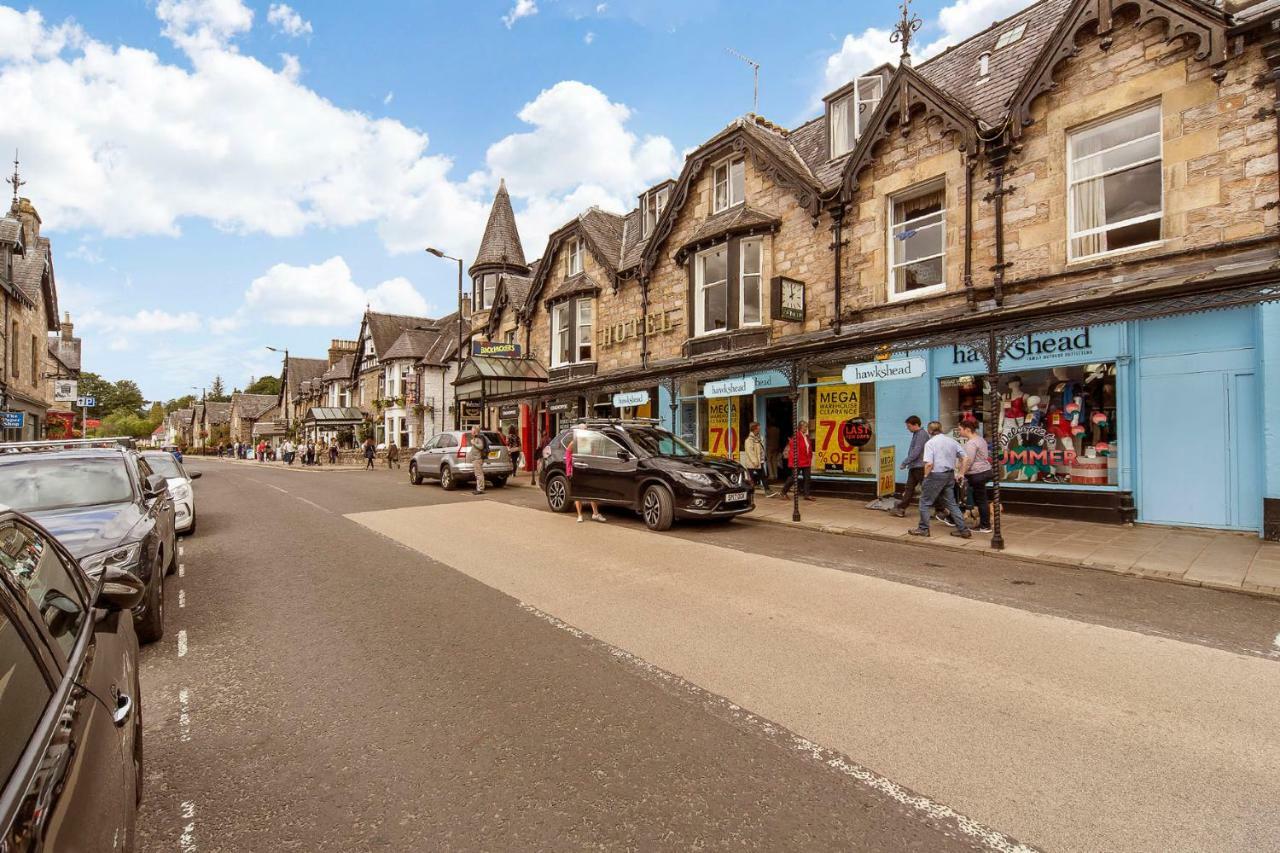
[763, 395, 795, 483]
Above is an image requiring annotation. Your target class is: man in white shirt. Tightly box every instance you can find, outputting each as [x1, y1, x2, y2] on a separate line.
[908, 421, 971, 538]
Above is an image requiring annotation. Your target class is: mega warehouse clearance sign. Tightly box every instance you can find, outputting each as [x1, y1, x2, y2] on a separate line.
[814, 378, 868, 473]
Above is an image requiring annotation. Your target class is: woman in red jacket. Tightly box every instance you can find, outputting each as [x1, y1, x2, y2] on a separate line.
[779, 420, 815, 501]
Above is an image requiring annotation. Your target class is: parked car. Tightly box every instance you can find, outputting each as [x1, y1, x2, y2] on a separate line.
[141, 450, 202, 534]
[408, 430, 515, 490]
[0, 440, 176, 643]
[0, 505, 145, 850]
[539, 420, 755, 530]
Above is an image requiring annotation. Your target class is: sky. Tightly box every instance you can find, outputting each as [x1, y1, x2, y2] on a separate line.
[0, 0, 1028, 401]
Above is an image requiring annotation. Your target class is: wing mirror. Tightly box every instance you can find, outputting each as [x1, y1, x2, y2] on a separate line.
[143, 473, 168, 498]
[96, 566, 145, 611]
[616, 449, 632, 461]
[189, 471, 203, 480]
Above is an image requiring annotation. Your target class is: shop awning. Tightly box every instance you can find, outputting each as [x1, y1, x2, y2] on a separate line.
[453, 355, 548, 401]
[303, 406, 364, 426]
[252, 419, 287, 437]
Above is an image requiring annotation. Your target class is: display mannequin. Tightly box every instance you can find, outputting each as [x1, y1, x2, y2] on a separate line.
[1001, 377, 1026, 435]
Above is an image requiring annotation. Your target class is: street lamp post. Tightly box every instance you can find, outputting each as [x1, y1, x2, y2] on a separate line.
[265, 346, 289, 431]
[426, 247, 465, 430]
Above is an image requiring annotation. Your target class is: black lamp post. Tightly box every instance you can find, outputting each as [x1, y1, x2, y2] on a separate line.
[426, 247, 465, 430]
[265, 346, 289, 430]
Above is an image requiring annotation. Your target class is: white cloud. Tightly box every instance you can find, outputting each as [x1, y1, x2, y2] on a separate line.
[155, 0, 253, 53]
[821, 28, 897, 93]
[80, 308, 203, 335]
[596, 3, 607, 12]
[502, 0, 538, 29]
[237, 256, 435, 326]
[279, 52, 300, 80]
[67, 242, 103, 264]
[584, 31, 595, 44]
[383, 90, 393, 105]
[0, 7, 82, 61]
[921, 0, 1027, 57]
[267, 3, 312, 38]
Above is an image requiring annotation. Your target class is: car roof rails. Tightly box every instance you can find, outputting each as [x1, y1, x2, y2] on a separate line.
[572, 417, 662, 426]
[0, 436, 137, 453]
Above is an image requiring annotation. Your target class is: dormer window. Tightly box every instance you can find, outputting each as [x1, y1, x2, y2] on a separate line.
[995, 22, 1025, 49]
[712, 158, 745, 214]
[828, 76, 884, 159]
[642, 186, 669, 238]
[978, 52, 990, 77]
[564, 237, 584, 277]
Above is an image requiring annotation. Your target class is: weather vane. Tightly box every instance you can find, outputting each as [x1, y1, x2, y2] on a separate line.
[890, 0, 923, 67]
[6, 150, 24, 207]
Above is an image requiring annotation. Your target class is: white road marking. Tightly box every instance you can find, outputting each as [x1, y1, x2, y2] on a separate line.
[179, 800, 197, 852]
[266, 483, 288, 494]
[518, 602, 1039, 853]
[178, 563, 185, 578]
[177, 630, 188, 658]
[1272, 632, 1280, 657]
[179, 546, 185, 557]
[296, 496, 332, 513]
[178, 688, 192, 743]
[178, 589, 186, 608]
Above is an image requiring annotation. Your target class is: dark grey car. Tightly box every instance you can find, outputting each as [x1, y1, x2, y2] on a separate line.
[408, 430, 515, 490]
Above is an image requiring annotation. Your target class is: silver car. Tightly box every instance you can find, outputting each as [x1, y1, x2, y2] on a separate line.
[409, 430, 514, 490]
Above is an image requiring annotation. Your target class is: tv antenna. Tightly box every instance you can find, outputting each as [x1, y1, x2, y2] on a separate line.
[726, 48, 759, 113]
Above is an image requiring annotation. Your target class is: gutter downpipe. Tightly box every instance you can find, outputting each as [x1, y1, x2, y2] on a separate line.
[964, 153, 976, 311]
[831, 205, 846, 334]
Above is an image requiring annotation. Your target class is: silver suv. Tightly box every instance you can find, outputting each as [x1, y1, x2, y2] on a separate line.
[409, 430, 514, 490]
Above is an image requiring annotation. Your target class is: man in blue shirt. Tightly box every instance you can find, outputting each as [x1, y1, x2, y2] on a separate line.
[908, 421, 971, 538]
[891, 415, 928, 517]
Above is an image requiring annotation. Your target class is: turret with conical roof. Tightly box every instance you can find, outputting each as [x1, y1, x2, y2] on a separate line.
[468, 179, 529, 328]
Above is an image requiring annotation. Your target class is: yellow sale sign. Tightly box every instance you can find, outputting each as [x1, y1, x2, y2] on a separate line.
[706, 397, 739, 459]
[814, 377, 861, 473]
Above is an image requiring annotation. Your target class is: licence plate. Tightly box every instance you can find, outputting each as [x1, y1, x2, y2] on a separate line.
[725, 491, 748, 503]
[488, 450, 500, 459]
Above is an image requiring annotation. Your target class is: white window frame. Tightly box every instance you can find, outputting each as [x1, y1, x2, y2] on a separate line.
[739, 238, 763, 327]
[829, 76, 884, 159]
[694, 245, 729, 336]
[576, 299, 593, 363]
[978, 52, 990, 77]
[565, 238, 584, 277]
[385, 364, 400, 398]
[995, 22, 1026, 49]
[551, 302, 572, 368]
[712, 158, 745, 214]
[887, 179, 947, 302]
[1066, 102, 1163, 263]
[643, 187, 669, 238]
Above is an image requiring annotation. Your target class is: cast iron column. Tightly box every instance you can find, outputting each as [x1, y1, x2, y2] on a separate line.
[985, 329, 1005, 551]
[790, 361, 801, 523]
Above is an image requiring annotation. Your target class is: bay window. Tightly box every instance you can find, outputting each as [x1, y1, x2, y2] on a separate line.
[889, 180, 946, 299]
[564, 238, 584, 277]
[473, 272, 497, 311]
[712, 159, 745, 213]
[740, 239, 762, 326]
[552, 302, 571, 367]
[551, 297, 594, 368]
[695, 245, 728, 335]
[1067, 103, 1162, 260]
[576, 300, 593, 362]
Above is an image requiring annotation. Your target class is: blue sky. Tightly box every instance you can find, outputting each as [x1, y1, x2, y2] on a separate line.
[1, 0, 1021, 401]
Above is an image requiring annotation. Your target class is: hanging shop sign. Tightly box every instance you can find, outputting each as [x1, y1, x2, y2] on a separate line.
[877, 446, 896, 497]
[461, 401, 483, 415]
[612, 390, 650, 409]
[706, 396, 739, 459]
[471, 340, 521, 358]
[842, 356, 926, 384]
[499, 405, 520, 419]
[704, 376, 756, 398]
[814, 377, 862, 473]
[53, 380, 78, 403]
[0, 411, 24, 430]
[548, 400, 577, 415]
[598, 309, 682, 349]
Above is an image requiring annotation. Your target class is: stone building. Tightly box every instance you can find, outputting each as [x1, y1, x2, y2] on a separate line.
[228, 392, 279, 445]
[1, 196, 59, 441]
[278, 354, 329, 429]
[483, 0, 1280, 539]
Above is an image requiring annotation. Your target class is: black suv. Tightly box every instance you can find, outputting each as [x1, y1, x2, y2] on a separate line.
[539, 420, 755, 530]
[0, 440, 176, 643]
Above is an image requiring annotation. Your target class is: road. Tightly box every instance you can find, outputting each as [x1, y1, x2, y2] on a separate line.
[136, 459, 1280, 852]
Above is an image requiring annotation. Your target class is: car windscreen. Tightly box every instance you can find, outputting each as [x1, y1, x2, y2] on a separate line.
[144, 454, 183, 478]
[624, 427, 702, 459]
[0, 457, 134, 512]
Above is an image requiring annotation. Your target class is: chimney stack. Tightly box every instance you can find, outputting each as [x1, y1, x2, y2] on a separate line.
[14, 198, 39, 243]
[327, 338, 357, 366]
[60, 311, 73, 339]
[461, 294, 473, 320]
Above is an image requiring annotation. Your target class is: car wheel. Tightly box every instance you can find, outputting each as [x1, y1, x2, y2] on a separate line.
[490, 476, 507, 488]
[410, 462, 423, 485]
[642, 485, 674, 531]
[440, 464, 457, 491]
[136, 569, 164, 644]
[545, 474, 570, 512]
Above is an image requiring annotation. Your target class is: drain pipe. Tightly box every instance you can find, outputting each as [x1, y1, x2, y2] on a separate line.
[963, 154, 976, 310]
[830, 205, 846, 334]
[984, 146, 1014, 306]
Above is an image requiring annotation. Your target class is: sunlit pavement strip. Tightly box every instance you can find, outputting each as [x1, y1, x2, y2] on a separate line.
[348, 502, 1280, 853]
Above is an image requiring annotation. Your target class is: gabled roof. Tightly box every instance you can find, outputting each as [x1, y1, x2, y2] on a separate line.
[421, 313, 468, 366]
[523, 209, 626, 315]
[0, 215, 23, 250]
[231, 392, 278, 420]
[284, 356, 328, 397]
[202, 401, 231, 425]
[383, 328, 438, 361]
[47, 336, 81, 373]
[363, 311, 437, 360]
[675, 205, 781, 263]
[471, 179, 528, 273]
[619, 208, 646, 273]
[13, 236, 57, 329]
[543, 272, 603, 307]
[321, 354, 353, 382]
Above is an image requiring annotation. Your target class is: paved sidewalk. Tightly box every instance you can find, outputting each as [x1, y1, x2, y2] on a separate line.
[747, 493, 1280, 599]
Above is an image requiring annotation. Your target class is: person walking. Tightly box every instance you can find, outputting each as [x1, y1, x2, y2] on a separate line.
[742, 421, 776, 497]
[362, 437, 375, 470]
[386, 441, 400, 469]
[506, 424, 521, 473]
[908, 421, 971, 539]
[956, 418, 994, 533]
[779, 421, 815, 501]
[329, 441, 339, 465]
[891, 416, 929, 517]
[566, 429, 604, 523]
[467, 425, 488, 495]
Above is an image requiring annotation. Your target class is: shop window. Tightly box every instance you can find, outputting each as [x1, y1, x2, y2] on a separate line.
[740, 239, 762, 326]
[1067, 103, 1161, 260]
[642, 186, 669, 238]
[695, 245, 729, 335]
[828, 76, 883, 158]
[889, 180, 946, 299]
[576, 300, 593, 362]
[807, 369, 876, 479]
[937, 363, 1119, 486]
[564, 237, 584, 277]
[712, 158, 745, 213]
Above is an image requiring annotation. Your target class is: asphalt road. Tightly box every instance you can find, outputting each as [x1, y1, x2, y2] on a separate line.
[135, 459, 1280, 852]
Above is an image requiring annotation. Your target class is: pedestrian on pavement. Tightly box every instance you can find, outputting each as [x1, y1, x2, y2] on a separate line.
[909, 421, 971, 539]
[891, 416, 928, 518]
[742, 421, 776, 497]
[363, 437, 375, 470]
[957, 418, 994, 533]
[306, 442, 316, 465]
[506, 424, 521, 473]
[467, 425, 488, 495]
[329, 441, 339, 465]
[779, 421, 815, 501]
[283, 439, 294, 465]
[387, 441, 400, 469]
[566, 430, 604, 523]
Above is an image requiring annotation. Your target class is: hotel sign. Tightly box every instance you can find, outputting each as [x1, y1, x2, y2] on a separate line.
[598, 309, 682, 349]
[472, 340, 521, 358]
[842, 356, 927, 384]
[704, 376, 755, 398]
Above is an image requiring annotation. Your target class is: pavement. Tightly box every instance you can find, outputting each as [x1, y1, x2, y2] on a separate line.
[134, 457, 1280, 851]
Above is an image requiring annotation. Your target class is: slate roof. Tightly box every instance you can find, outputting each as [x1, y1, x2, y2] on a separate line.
[203, 401, 231, 425]
[383, 328, 438, 361]
[578, 207, 625, 273]
[365, 311, 437, 359]
[12, 236, 49, 306]
[421, 313, 467, 366]
[285, 356, 329, 397]
[0, 216, 23, 248]
[471, 179, 527, 272]
[544, 272, 603, 306]
[500, 272, 532, 312]
[232, 392, 278, 420]
[619, 208, 647, 272]
[321, 354, 353, 382]
[677, 205, 781, 259]
[47, 336, 81, 373]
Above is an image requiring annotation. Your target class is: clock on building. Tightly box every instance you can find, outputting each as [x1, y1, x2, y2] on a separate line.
[772, 276, 805, 321]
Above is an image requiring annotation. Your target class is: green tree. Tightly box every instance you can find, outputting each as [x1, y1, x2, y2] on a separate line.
[95, 407, 162, 439]
[75, 372, 146, 419]
[111, 380, 145, 416]
[244, 375, 281, 396]
[164, 394, 197, 413]
[208, 375, 230, 402]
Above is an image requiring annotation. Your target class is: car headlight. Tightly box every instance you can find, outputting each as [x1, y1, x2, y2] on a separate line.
[80, 542, 144, 578]
[171, 482, 192, 502]
[676, 471, 713, 487]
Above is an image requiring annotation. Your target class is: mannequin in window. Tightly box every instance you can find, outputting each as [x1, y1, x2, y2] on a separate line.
[1001, 377, 1026, 435]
